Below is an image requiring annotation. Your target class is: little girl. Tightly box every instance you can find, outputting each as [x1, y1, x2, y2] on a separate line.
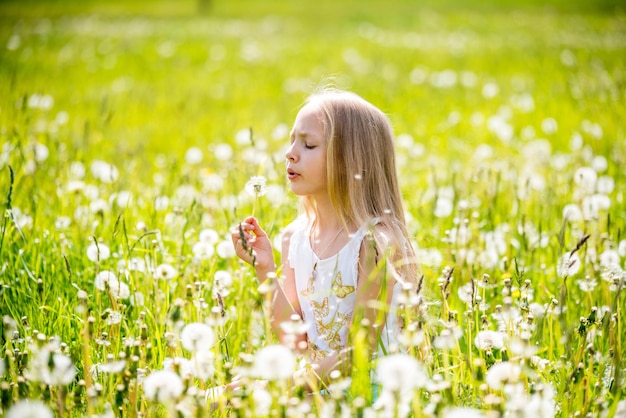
[231, 87, 417, 388]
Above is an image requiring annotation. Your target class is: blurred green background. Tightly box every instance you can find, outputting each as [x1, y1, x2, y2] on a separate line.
[1, 0, 624, 175]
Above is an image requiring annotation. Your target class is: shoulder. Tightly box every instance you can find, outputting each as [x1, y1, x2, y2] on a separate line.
[361, 220, 399, 252]
[280, 217, 307, 251]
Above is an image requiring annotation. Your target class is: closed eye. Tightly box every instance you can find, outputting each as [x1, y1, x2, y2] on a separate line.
[305, 143, 316, 149]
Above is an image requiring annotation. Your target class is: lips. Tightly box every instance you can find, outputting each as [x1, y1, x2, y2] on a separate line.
[287, 167, 299, 180]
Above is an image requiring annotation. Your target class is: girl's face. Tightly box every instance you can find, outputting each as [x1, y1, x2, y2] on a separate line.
[285, 102, 328, 199]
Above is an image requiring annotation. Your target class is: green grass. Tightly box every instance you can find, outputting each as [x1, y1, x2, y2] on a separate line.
[0, 0, 625, 416]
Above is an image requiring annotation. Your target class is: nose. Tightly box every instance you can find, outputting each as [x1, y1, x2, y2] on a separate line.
[285, 143, 297, 162]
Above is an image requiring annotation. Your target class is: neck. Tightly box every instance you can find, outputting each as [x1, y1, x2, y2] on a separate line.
[310, 195, 343, 232]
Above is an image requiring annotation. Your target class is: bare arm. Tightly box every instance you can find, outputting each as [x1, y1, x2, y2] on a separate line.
[231, 217, 304, 345]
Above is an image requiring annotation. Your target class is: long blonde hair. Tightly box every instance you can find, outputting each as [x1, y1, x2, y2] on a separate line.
[300, 88, 418, 284]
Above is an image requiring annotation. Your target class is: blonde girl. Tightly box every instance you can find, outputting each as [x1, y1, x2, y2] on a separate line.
[231, 87, 417, 389]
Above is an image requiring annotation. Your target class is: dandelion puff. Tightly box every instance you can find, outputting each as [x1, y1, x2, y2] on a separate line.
[213, 143, 233, 160]
[252, 386, 273, 416]
[143, 369, 184, 403]
[245, 175, 268, 197]
[87, 242, 110, 262]
[443, 407, 485, 418]
[94, 271, 117, 291]
[154, 264, 178, 280]
[474, 330, 506, 351]
[618, 240, 626, 257]
[251, 344, 295, 380]
[556, 252, 581, 278]
[199, 228, 220, 244]
[192, 241, 214, 260]
[562, 204, 583, 223]
[96, 359, 126, 374]
[163, 357, 193, 379]
[180, 322, 214, 352]
[36, 351, 77, 386]
[599, 249, 620, 268]
[216, 239, 236, 258]
[185, 147, 203, 165]
[376, 353, 427, 393]
[0, 356, 5, 377]
[189, 350, 215, 381]
[574, 167, 597, 196]
[6, 399, 54, 418]
[485, 362, 521, 390]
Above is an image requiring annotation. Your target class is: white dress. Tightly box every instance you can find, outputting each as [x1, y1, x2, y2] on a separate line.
[288, 218, 401, 361]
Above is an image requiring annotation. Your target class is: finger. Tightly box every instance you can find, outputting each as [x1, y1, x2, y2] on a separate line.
[243, 217, 268, 238]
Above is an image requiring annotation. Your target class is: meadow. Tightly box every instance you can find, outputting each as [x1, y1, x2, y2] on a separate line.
[0, 0, 625, 416]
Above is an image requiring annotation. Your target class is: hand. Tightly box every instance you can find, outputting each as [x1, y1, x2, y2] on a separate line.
[231, 216, 275, 277]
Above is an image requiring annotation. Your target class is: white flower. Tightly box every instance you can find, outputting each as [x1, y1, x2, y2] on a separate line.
[524, 383, 556, 418]
[87, 243, 110, 262]
[457, 282, 475, 305]
[6, 400, 54, 418]
[90, 160, 119, 183]
[30, 350, 77, 386]
[213, 143, 233, 160]
[216, 239, 236, 258]
[245, 176, 268, 197]
[619, 240, 626, 257]
[94, 271, 116, 290]
[434, 196, 454, 218]
[199, 228, 220, 244]
[94, 360, 126, 374]
[214, 270, 233, 292]
[0, 357, 5, 377]
[485, 362, 521, 390]
[143, 369, 184, 403]
[185, 147, 203, 164]
[252, 386, 273, 416]
[376, 353, 427, 393]
[474, 330, 506, 351]
[556, 252, 581, 278]
[154, 264, 177, 280]
[251, 344, 295, 380]
[562, 204, 583, 223]
[599, 249, 620, 268]
[189, 350, 214, 381]
[443, 407, 484, 418]
[180, 322, 215, 352]
[573, 167, 597, 196]
[192, 241, 214, 260]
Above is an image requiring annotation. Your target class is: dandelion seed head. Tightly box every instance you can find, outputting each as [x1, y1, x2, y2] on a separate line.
[443, 407, 485, 418]
[376, 353, 427, 393]
[486, 361, 521, 390]
[216, 239, 236, 258]
[192, 241, 214, 260]
[180, 322, 214, 352]
[6, 399, 54, 418]
[90, 160, 119, 183]
[557, 252, 581, 278]
[252, 344, 295, 380]
[562, 203, 583, 223]
[189, 350, 214, 380]
[574, 167, 597, 196]
[94, 270, 117, 291]
[213, 143, 233, 160]
[184, 147, 203, 165]
[87, 242, 110, 262]
[245, 175, 268, 197]
[143, 369, 184, 403]
[474, 330, 506, 351]
[154, 264, 177, 280]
